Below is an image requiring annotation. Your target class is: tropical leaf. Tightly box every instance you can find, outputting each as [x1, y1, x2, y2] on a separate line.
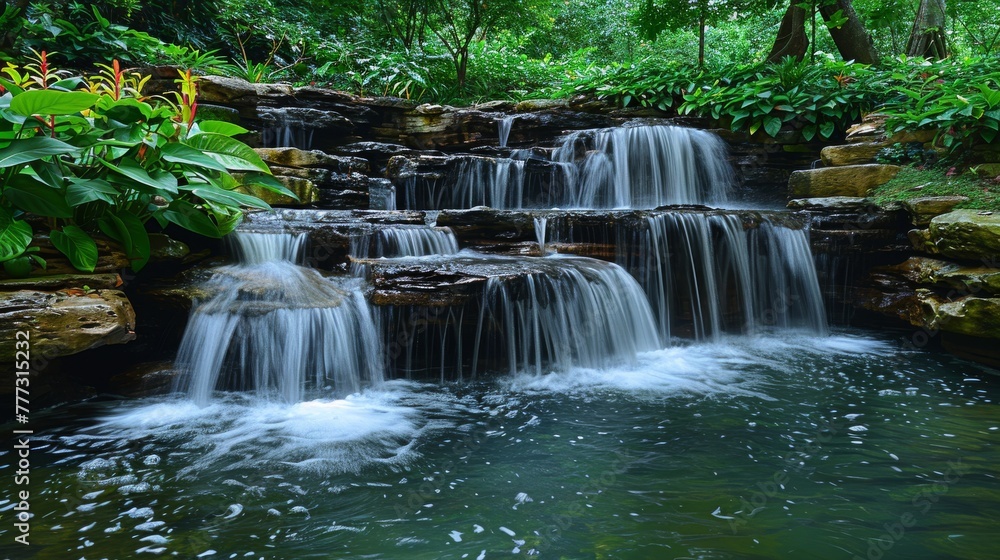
[98, 211, 150, 271]
[0, 208, 33, 263]
[10, 90, 99, 116]
[0, 137, 78, 168]
[50, 225, 98, 272]
[183, 133, 270, 172]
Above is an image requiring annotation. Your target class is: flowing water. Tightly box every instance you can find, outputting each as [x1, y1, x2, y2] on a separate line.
[3, 123, 998, 560]
[175, 232, 383, 404]
[402, 124, 733, 210]
[498, 116, 515, 148]
[3, 332, 998, 559]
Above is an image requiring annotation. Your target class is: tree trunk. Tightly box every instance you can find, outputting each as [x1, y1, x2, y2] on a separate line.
[819, 0, 879, 65]
[698, 9, 706, 66]
[767, 3, 809, 63]
[907, 0, 948, 59]
[456, 49, 468, 90]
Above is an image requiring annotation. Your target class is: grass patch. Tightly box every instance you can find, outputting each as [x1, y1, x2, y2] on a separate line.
[870, 165, 1000, 210]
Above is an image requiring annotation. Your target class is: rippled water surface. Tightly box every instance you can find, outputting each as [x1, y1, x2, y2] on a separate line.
[2, 331, 998, 559]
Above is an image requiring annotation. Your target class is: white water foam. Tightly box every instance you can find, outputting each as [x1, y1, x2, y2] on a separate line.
[504, 332, 891, 397]
[67, 382, 472, 476]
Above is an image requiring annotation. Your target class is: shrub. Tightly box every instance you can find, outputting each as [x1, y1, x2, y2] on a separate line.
[0, 52, 292, 274]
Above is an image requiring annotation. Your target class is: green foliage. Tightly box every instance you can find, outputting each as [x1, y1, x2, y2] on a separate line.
[0, 53, 291, 274]
[563, 53, 1000, 150]
[565, 55, 874, 140]
[879, 56, 1000, 153]
[20, 3, 164, 64]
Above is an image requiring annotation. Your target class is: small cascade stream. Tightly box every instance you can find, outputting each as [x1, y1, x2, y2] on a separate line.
[174, 232, 383, 404]
[497, 115, 515, 147]
[472, 255, 661, 376]
[402, 124, 733, 210]
[351, 226, 461, 259]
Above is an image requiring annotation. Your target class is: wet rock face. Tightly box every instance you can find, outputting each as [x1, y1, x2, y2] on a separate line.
[0, 289, 136, 363]
[928, 209, 1000, 262]
[788, 164, 901, 198]
[902, 196, 970, 227]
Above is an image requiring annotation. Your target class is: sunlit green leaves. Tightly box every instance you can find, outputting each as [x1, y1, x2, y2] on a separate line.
[10, 90, 99, 116]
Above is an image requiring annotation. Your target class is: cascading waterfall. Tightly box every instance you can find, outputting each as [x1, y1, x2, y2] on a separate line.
[534, 216, 548, 255]
[497, 115, 515, 148]
[552, 125, 733, 208]
[353, 226, 460, 259]
[616, 214, 828, 340]
[259, 112, 315, 150]
[174, 232, 383, 404]
[349, 225, 461, 277]
[472, 255, 661, 376]
[401, 124, 733, 210]
[747, 223, 828, 333]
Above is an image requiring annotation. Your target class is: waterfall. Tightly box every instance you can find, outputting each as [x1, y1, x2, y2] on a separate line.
[472, 255, 660, 376]
[551, 125, 732, 207]
[617, 214, 828, 340]
[174, 232, 383, 404]
[534, 216, 548, 255]
[259, 111, 315, 150]
[747, 223, 829, 334]
[349, 226, 460, 277]
[351, 226, 460, 259]
[498, 115, 515, 148]
[401, 124, 733, 210]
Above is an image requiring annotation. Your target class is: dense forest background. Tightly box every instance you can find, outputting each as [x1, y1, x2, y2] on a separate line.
[1, 0, 997, 103]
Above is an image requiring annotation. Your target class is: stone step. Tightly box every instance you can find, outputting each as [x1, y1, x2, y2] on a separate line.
[788, 164, 900, 198]
[820, 143, 883, 166]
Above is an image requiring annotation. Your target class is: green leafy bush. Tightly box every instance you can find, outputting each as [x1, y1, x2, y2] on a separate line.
[0, 52, 292, 274]
[879, 56, 1000, 153]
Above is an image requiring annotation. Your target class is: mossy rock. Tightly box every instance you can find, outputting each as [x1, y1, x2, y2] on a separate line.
[929, 209, 1000, 262]
[788, 164, 900, 198]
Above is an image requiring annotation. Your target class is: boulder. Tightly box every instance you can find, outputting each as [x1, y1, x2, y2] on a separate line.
[925, 296, 1000, 340]
[788, 164, 900, 198]
[879, 256, 1000, 296]
[148, 234, 190, 262]
[255, 147, 369, 171]
[0, 289, 136, 363]
[195, 103, 241, 124]
[514, 99, 568, 112]
[820, 143, 883, 166]
[902, 196, 969, 226]
[257, 106, 354, 133]
[928, 209, 1000, 261]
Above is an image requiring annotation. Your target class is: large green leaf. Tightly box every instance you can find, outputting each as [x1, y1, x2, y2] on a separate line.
[160, 142, 228, 172]
[3, 176, 73, 218]
[0, 136, 79, 168]
[763, 116, 782, 137]
[183, 133, 270, 172]
[186, 185, 271, 210]
[98, 211, 150, 271]
[10, 90, 99, 116]
[195, 120, 249, 137]
[100, 158, 179, 194]
[50, 225, 98, 272]
[0, 208, 33, 263]
[161, 201, 224, 238]
[67, 178, 119, 206]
